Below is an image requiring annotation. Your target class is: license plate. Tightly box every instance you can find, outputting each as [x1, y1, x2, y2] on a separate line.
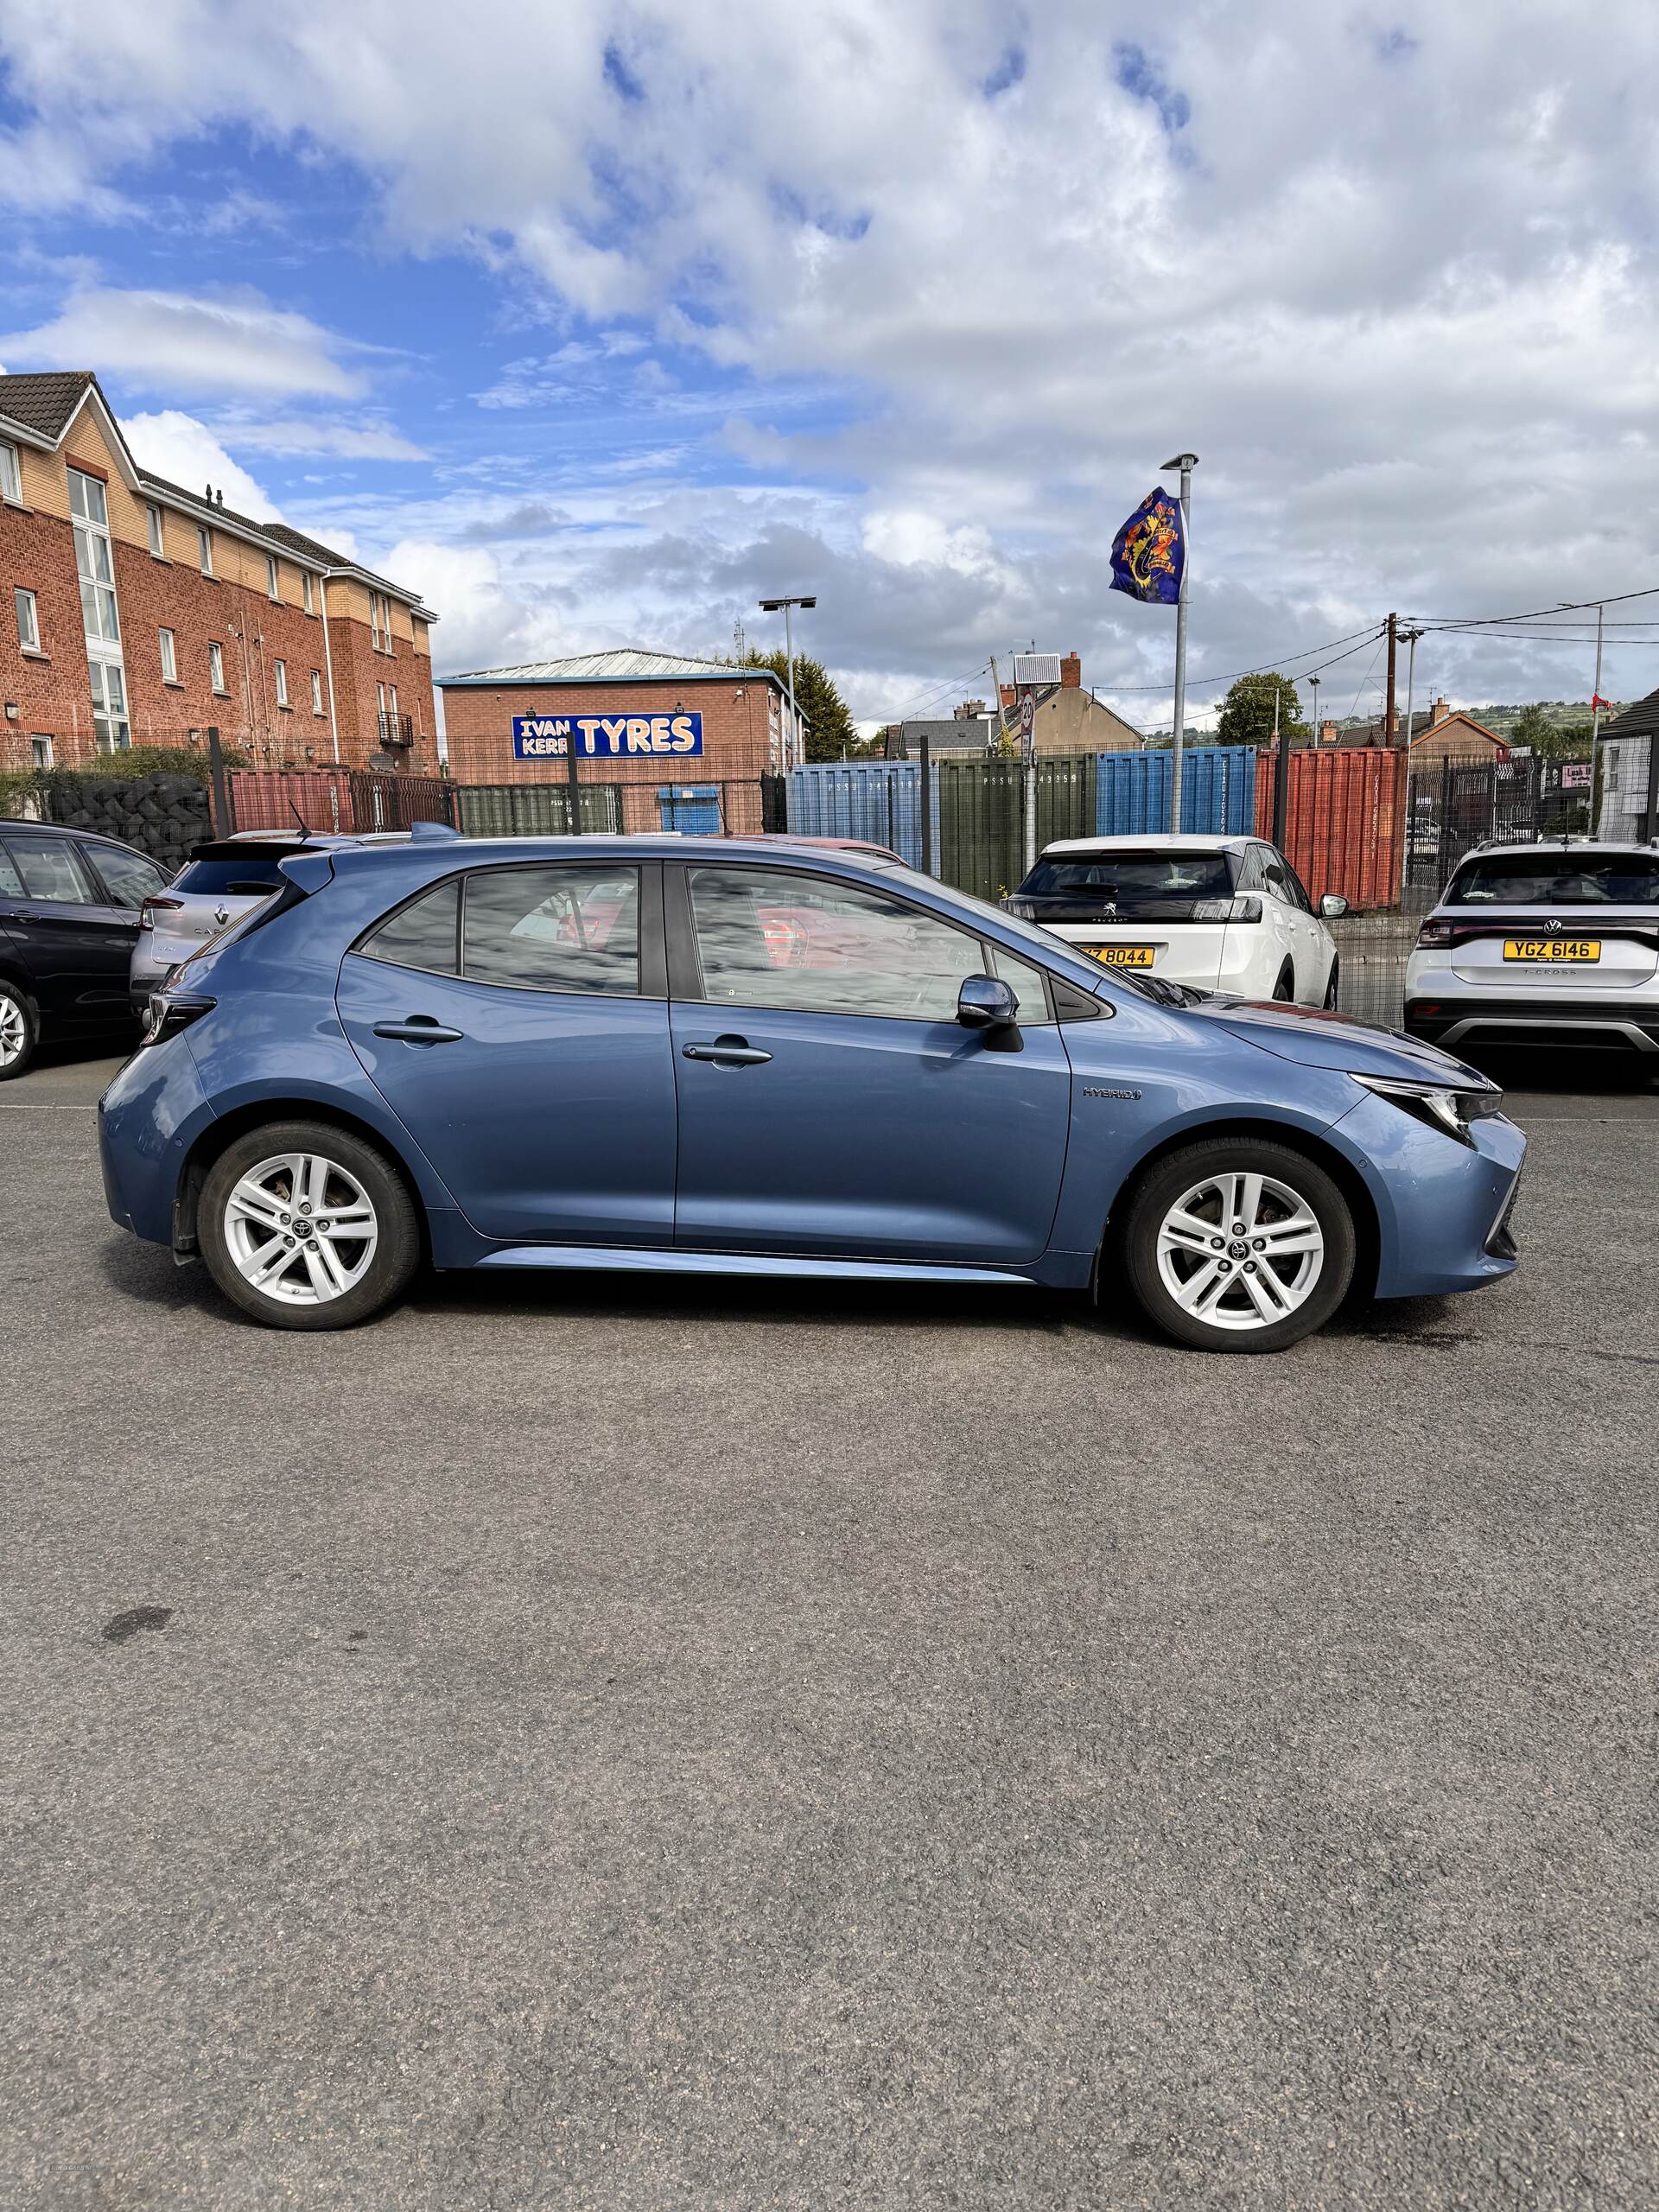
[1502, 938, 1600, 963]
[1083, 944, 1154, 968]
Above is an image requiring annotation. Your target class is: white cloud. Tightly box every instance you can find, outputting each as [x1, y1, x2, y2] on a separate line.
[0, 283, 367, 398]
[207, 415, 429, 461]
[123, 410, 278, 518]
[6, 2, 1658, 709]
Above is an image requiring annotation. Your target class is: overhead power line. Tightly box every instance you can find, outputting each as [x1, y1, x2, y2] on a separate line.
[1099, 622, 1384, 696]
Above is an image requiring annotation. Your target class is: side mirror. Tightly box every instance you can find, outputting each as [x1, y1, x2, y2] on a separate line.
[1319, 893, 1350, 919]
[957, 974, 1019, 1030]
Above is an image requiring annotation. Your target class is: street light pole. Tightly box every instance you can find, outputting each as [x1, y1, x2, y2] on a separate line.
[1160, 452, 1198, 834]
[1591, 601, 1605, 834]
[759, 594, 817, 770]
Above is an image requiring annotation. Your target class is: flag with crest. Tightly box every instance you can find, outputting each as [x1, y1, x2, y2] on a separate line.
[1109, 488, 1185, 605]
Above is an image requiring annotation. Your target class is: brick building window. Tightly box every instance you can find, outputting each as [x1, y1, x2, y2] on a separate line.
[0, 441, 20, 503]
[198, 526, 213, 577]
[30, 735, 52, 770]
[15, 587, 39, 652]
[159, 626, 178, 683]
[302, 573, 315, 614]
[310, 669, 324, 715]
[371, 591, 392, 652]
[209, 641, 226, 695]
[91, 660, 130, 753]
[147, 503, 165, 556]
[266, 554, 281, 601]
[69, 469, 120, 646]
[274, 658, 289, 707]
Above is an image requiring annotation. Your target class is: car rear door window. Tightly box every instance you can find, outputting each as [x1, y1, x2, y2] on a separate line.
[688, 864, 987, 1020]
[362, 878, 461, 975]
[462, 866, 639, 995]
[3, 837, 95, 903]
[87, 845, 170, 908]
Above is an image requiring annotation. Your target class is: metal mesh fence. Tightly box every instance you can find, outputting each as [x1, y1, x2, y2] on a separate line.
[454, 784, 622, 836]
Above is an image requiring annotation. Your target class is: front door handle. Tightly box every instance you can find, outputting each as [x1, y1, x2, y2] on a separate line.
[372, 1018, 465, 1045]
[682, 1037, 772, 1066]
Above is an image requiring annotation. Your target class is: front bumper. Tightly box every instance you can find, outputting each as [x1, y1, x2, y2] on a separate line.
[1334, 1090, 1526, 1299]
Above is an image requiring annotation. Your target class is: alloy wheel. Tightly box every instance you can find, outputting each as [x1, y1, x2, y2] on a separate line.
[0, 995, 26, 1067]
[222, 1151, 379, 1306]
[1154, 1170, 1325, 1333]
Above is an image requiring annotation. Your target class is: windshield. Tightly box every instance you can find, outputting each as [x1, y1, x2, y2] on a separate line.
[1446, 853, 1659, 906]
[175, 844, 309, 895]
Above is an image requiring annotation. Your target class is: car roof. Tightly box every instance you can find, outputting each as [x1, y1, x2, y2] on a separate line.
[1039, 833, 1253, 855]
[0, 817, 146, 851]
[320, 832, 906, 873]
[1455, 839, 1657, 858]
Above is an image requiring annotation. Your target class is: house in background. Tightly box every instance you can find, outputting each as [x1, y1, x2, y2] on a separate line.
[1596, 688, 1659, 841]
[997, 652, 1143, 754]
[0, 371, 438, 773]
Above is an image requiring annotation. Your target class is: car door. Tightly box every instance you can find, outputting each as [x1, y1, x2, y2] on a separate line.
[0, 833, 140, 1024]
[1257, 847, 1313, 998]
[336, 860, 677, 1245]
[81, 841, 173, 997]
[667, 860, 1073, 1264]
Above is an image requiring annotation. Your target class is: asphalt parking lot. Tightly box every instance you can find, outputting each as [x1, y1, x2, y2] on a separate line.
[3, 1040, 1656, 2210]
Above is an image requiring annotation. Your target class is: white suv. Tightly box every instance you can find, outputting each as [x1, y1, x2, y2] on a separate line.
[1405, 839, 1659, 1056]
[1004, 835, 1347, 1005]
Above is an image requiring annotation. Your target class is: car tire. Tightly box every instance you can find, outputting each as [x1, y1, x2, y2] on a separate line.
[0, 980, 39, 1080]
[1272, 962, 1295, 1001]
[1323, 957, 1340, 1010]
[199, 1119, 421, 1331]
[1117, 1137, 1357, 1353]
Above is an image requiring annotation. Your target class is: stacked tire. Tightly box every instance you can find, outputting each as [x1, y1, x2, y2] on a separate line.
[36, 773, 212, 870]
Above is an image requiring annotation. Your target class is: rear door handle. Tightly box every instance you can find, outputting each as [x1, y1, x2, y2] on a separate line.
[682, 1038, 772, 1066]
[372, 1018, 465, 1045]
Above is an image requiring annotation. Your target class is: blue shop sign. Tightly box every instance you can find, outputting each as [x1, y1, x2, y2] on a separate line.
[512, 711, 704, 760]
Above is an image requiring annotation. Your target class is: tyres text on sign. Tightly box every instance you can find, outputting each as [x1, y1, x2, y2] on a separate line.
[512, 712, 704, 760]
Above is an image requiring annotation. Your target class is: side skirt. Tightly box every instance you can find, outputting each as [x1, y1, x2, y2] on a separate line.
[472, 1244, 1038, 1286]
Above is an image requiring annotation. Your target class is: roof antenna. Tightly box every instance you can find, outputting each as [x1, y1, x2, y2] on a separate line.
[287, 796, 313, 844]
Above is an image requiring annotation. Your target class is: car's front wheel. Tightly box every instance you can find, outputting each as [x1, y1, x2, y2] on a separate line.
[199, 1120, 420, 1330]
[1118, 1138, 1356, 1351]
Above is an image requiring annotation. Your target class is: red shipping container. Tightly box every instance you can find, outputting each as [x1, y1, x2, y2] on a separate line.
[1254, 748, 1405, 910]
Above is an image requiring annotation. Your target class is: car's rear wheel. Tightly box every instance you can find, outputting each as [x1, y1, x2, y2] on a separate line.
[1118, 1138, 1356, 1352]
[199, 1120, 420, 1330]
[0, 981, 38, 1080]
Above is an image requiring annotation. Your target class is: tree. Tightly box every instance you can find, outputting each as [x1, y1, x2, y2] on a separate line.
[1216, 671, 1310, 748]
[737, 647, 857, 762]
[1506, 702, 1592, 762]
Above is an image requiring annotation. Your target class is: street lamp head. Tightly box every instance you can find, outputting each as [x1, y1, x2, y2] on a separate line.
[759, 598, 782, 612]
[1160, 452, 1199, 472]
[759, 595, 817, 611]
[800, 596, 817, 609]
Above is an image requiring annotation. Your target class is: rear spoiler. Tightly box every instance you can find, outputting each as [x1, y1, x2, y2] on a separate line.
[276, 851, 338, 894]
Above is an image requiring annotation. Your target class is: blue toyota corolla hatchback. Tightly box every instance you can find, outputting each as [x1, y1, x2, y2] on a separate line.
[99, 832, 1525, 1351]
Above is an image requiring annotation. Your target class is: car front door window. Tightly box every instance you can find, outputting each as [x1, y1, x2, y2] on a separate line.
[688, 865, 987, 1020]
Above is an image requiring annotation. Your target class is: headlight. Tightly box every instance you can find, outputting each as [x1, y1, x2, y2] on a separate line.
[1351, 1071, 1504, 1146]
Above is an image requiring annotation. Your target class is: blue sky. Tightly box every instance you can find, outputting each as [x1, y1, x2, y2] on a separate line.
[1, 2, 1655, 728]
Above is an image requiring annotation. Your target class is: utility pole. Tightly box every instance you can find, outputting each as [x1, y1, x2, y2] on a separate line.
[1590, 602, 1605, 835]
[1270, 679, 1289, 853]
[1385, 611, 1398, 738]
[1396, 625, 1424, 901]
[1160, 452, 1198, 833]
[759, 594, 816, 768]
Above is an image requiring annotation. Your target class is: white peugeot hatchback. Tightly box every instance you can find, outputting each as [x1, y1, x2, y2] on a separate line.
[1004, 835, 1347, 1005]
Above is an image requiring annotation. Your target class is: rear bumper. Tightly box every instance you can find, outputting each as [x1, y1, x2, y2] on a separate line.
[1405, 996, 1659, 1052]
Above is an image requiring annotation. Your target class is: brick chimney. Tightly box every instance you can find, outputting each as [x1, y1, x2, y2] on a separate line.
[1060, 652, 1082, 690]
[1429, 696, 1449, 726]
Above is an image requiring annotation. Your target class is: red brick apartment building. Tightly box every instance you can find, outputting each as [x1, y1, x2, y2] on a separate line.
[0, 372, 438, 774]
[440, 651, 803, 832]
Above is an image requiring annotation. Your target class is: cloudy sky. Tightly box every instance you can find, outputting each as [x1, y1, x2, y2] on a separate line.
[1, 1, 1655, 730]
